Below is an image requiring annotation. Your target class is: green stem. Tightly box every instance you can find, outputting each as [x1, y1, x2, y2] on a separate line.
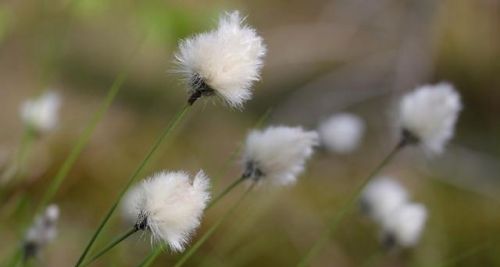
[74, 104, 190, 267]
[36, 37, 147, 213]
[297, 140, 406, 267]
[137, 246, 163, 267]
[206, 176, 246, 210]
[81, 227, 138, 266]
[173, 183, 256, 267]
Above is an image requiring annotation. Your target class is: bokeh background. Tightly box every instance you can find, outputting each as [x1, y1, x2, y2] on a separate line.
[1, 0, 500, 266]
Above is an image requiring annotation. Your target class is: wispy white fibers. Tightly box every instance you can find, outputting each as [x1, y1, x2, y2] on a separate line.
[382, 203, 427, 248]
[24, 204, 59, 259]
[242, 126, 319, 186]
[398, 83, 462, 154]
[20, 91, 61, 134]
[175, 11, 266, 107]
[121, 185, 143, 224]
[361, 177, 408, 224]
[124, 171, 211, 252]
[318, 113, 365, 154]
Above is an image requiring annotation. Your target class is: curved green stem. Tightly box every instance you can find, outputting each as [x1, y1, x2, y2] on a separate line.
[81, 227, 138, 266]
[206, 176, 246, 210]
[74, 104, 190, 267]
[297, 140, 406, 267]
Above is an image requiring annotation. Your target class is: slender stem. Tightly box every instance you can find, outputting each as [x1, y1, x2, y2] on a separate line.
[206, 176, 246, 210]
[81, 227, 138, 266]
[137, 246, 163, 267]
[172, 183, 256, 267]
[297, 140, 406, 267]
[74, 104, 190, 267]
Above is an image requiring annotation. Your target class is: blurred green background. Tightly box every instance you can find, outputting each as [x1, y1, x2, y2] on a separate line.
[1, 0, 500, 266]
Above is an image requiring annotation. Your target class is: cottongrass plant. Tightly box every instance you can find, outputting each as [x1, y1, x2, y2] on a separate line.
[175, 11, 266, 107]
[81, 171, 210, 266]
[74, 11, 266, 266]
[297, 83, 462, 266]
[361, 177, 427, 249]
[23, 204, 60, 262]
[318, 113, 365, 154]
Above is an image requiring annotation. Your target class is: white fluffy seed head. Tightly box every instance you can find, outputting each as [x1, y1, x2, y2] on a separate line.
[242, 126, 319, 186]
[382, 203, 427, 248]
[318, 113, 365, 154]
[361, 177, 409, 224]
[24, 204, 59, 257]
[398, 82, 462, 154]
[175, 11, 266, 108]
[127, 170, 211, 252]
[20, 91, 61, 134]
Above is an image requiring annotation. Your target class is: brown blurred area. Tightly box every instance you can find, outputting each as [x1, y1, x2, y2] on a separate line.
[1, 0, 500, 266]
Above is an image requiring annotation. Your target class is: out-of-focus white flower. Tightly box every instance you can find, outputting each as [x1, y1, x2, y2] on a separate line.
[20, 91, 61, 134]
[24, 204, 59, 259]
[242, 126, 319, 186]
[361, 177, 408, 224]
[175, 11, 266, 108]
[126, 171, 211, 252]
[398, 83, 462, 154]
[318, 113, 365, 154]
[381, 203, 427, 248]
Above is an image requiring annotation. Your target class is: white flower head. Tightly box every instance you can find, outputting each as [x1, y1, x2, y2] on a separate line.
[242, 126, 319, 186]
[20, 91, 61, 134]
[361, 177, 409, 224]
[127, 170, 211, 252]
[175, 11, 266, 107]
[24, 204, 60, 259]
[381, 203, 427, 248]
[398, 82, 462, 154]
[318, 113, 365, 154]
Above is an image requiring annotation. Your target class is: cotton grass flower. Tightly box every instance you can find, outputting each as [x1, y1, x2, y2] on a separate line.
[318, 113, 365, 154]
[398, 82, 462, 154]
[24, 204, 59, 259]
[360, 177, 408, 224]
[124, 170, 210, 252]
[20, 91, 61, 134]
[242, 126, 319, 186]
[175, 11, 266, 107]
[381, 203, 427, 248]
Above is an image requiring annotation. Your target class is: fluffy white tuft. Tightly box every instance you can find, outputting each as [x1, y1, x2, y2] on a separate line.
[242, 126, 319, 186]
[361, 177, 408, 224]
[175, 11, 266, 108]
[318, 113, 365, 154]
[130, 170, 211, 252]
[25, 204, 59, 257]
[20, 91, 61, 134]
[121, 184, 143, 224]
[398, 82, 462, 154]
[382, 203, 427, 248]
